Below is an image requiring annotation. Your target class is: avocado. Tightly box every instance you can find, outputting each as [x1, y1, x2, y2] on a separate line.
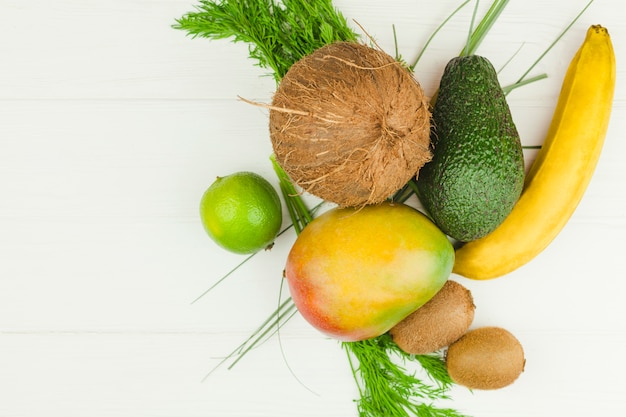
[417, 55, 524, 242]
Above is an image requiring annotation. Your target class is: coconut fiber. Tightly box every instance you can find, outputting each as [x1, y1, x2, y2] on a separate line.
[269, 42, 431, 207]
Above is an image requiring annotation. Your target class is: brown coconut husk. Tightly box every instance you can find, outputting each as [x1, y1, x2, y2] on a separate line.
[269, 41, 432, 207]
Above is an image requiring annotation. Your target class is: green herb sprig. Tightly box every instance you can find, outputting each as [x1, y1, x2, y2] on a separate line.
[345, 335, 470, 417]
[173, 0, 358, 81]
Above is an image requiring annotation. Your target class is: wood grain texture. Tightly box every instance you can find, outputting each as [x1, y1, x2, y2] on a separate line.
[1, 0, 625, 416]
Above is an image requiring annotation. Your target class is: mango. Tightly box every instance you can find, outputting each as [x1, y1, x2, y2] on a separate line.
[284, 202, 454, 342]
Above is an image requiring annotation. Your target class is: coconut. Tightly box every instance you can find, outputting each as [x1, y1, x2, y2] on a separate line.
[269, 42, 432, 207]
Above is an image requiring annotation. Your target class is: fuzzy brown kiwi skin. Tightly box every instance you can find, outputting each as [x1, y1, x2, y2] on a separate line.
[445, 326, 525, 390]
[388, 280, 475, 354]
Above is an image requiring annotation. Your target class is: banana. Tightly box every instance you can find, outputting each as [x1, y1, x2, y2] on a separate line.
[453, 25, 616, 280]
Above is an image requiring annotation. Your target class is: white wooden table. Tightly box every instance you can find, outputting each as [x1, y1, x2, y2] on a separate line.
[1, 1, 625, 416]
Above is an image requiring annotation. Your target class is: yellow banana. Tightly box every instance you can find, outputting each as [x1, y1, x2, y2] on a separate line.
[453, 25, 616, 280]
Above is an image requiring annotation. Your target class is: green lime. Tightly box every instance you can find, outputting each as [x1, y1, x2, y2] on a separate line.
[200, 171, 283, 254]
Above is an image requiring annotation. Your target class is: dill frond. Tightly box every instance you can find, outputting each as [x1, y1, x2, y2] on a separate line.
[344, 334, 471, 417]
[173, 0, 358, 81]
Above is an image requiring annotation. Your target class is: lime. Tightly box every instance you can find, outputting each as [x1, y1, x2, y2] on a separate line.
[200, 171, 283, 254]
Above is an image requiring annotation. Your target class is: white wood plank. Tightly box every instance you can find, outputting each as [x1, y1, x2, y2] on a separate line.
[0, 0, 275, 100]
[2, 0, 621, 100]
[1, 0, 625, 416]
[0, 331, 623, 416]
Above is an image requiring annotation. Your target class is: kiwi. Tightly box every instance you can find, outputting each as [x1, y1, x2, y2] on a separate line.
[389, 280, 475, 354]
[446, 326, 525, 390]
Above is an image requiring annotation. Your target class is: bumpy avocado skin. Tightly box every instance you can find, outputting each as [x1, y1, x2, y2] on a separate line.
[417, 55, 524, 242]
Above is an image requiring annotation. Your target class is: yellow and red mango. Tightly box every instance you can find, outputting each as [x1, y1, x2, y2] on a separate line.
[285, 202, 454, 342]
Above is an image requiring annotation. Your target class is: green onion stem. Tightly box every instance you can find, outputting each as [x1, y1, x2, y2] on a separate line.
[202, 295, 298, 381]
[391, 183, 414, 203]
[191, 254, 255, 305]
[462, 0, 510, 56]
[462, 0, 481, 57]
[512, 0, 594, 88]
[392, 24, 401, 62]
[224, 300, 298, 371]
[281, 184, 302, 234]
[503, 73, 548, 94]
[201, 155, 319, 377]
[410, 0, 471, 70]
[391, 178, 421, 204]
[191, 215, 296, 305]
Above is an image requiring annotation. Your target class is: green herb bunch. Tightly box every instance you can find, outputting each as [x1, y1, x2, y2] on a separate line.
[345, 334, 470, 417]
[173, 0, 358, 81]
